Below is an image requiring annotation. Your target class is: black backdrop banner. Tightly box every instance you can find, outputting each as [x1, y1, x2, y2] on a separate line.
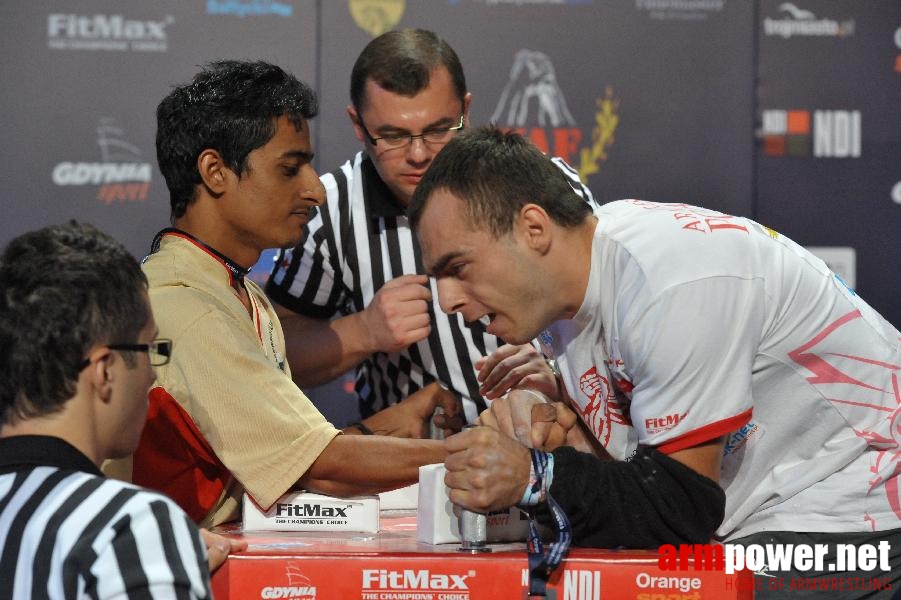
[2, 0, 898, 329]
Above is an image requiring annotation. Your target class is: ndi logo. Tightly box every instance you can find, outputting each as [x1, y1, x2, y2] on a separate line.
[761, 109, 861, 158]
[517, 568, 601, 599]
[565, 570, 601, 600]
[813, 111, 860, 157]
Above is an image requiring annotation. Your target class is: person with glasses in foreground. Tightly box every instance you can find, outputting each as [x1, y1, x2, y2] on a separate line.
[131, 59, 448, 528]
[267, 29, 597, 436]
[0, 221, 243, 598]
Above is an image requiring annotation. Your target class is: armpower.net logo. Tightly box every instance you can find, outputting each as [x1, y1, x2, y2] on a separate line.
[658, 541, 894, 595]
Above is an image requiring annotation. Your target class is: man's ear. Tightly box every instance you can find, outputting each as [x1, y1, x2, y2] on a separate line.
[462, 92, 473, 128]
[85, 349, 114, 404]
[197, 149, 228, 196]
[347, 105, 366, 144]
[518, 204, 553, 255]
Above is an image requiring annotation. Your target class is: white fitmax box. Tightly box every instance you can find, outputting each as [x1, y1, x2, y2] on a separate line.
[242, 491, 380, 532]
[416, 463, 530, 544]
[379, 483, 419, 510]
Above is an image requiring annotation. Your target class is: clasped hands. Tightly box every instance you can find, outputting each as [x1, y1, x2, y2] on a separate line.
[444, 346, 599, 514]
[359, 342, 563, 439]
[356, 276, 563, 440]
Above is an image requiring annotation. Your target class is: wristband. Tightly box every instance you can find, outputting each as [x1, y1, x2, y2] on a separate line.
[520, 451, 555, 506]
[349, 421, 374, 435]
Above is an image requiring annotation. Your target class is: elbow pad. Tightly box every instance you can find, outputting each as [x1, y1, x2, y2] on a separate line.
[535, 445, 725, 549]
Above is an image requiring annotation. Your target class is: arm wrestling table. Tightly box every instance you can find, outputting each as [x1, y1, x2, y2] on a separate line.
[211, 512, 754, 599]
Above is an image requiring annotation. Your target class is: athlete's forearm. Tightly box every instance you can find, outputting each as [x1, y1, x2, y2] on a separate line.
[278, 308, 376, 387]
[297, 435, 447, 496]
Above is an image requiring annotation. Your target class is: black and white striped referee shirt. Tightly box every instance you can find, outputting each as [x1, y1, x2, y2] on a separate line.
[0, 435, 211, 599]
[267, 151, 597, 422]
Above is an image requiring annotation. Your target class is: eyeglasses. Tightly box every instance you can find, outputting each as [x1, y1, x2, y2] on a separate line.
[79, 338, 173, 369]
[359, 114, 465, 150]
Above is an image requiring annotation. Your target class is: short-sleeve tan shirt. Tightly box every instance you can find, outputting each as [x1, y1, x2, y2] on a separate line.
[135, 233, 339, 526]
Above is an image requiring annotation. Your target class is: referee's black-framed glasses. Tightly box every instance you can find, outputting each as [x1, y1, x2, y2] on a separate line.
[79, 338, 173, 370]
[358, 114, 465, 150]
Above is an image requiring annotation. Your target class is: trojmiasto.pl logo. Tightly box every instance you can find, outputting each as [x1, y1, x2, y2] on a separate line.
[490, 49, 619, 187]
[763, 3, 855, 39]
[51, 118, 152, 204]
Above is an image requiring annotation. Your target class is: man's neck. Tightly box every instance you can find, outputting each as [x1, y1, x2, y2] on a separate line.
[555, 216, 599, 321]
[0, 397, 103, 468]
[172, 216, 260, 273]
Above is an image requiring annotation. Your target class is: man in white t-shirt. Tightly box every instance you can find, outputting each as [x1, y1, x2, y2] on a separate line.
[409, 126, 901, 597]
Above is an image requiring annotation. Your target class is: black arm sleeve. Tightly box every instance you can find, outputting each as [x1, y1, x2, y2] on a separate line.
[533, 445, 725, 548]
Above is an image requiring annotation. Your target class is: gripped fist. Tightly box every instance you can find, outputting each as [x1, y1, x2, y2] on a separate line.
[361, 274, 432, 353]
[443, 426, 532, 513]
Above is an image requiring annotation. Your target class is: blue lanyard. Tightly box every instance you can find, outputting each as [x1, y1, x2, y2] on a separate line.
[526, 449, 572, 597]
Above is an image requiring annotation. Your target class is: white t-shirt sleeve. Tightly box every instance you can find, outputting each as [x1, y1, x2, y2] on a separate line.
[619, 276, 763, 453]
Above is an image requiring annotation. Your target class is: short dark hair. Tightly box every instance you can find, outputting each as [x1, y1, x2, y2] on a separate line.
[350, 29, 467, 113]
[156, 59, 319, 219]
[0, 222, 149, 426]
[409, 127, 593, 236]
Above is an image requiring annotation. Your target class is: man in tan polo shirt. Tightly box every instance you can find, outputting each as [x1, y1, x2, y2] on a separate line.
[131, 59, 449, 527]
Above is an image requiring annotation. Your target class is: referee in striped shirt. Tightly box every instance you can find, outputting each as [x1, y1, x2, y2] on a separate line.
[0, 223, 238, 598]
[267, 29, 597, 430]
